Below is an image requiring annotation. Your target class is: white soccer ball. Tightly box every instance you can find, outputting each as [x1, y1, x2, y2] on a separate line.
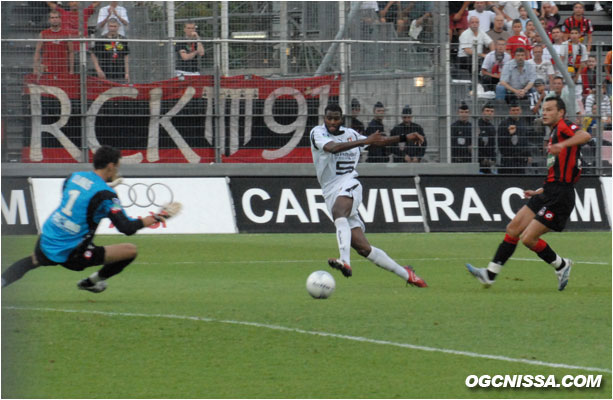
[306, 270, 336, 299]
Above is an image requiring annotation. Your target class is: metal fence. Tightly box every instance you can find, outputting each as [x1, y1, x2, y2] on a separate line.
[1, 1, 611, 176]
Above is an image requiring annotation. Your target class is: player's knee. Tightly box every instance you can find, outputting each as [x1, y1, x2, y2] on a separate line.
[505, 221, 522, 237]
[331, 206, 350, 219]
[354, 243, 371, 257]
[520, 234, 537, 249]
[125, 243, 138, 259]
[356, 247, 370, 257]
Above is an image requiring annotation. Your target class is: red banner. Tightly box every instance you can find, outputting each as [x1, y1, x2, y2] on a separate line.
[22, 74, 340, 163]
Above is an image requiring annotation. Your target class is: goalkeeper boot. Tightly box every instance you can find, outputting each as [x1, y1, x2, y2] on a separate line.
[404, 266, 428, 287]
[555, 258, 572, 291]
[465, 263, 494, 288]
[327, 258, 352, 278]
[77, 278, 107, 293]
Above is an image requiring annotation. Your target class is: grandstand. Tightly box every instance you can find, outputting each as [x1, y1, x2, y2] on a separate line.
[1, 1, 611, 171]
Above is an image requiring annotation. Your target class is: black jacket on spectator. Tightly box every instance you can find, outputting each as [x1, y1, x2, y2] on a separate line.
[451, 119, 472, 163]
[478, 118, 497, 173]
[351, 117, 365, 134]
[390, 121, 427, 162]
[365, 119, 389, 163]
[497, 117, 531, 174]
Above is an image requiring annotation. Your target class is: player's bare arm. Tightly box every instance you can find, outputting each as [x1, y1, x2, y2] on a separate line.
[323, 131, 423, 154]
[523, 188, 544, 198]
[548, 129, 591, 156]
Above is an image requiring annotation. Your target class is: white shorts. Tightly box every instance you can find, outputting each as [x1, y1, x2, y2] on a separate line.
[324, 178, 365, 232]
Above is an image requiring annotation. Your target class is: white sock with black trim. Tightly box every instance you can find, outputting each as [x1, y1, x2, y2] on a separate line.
[366, 246, 409, 280]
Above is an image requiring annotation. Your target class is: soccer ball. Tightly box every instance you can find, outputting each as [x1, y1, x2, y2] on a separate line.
[306, 270, 336, 299]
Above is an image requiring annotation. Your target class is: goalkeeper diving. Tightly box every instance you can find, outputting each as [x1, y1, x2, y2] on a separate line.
[1, 146, 182, 293]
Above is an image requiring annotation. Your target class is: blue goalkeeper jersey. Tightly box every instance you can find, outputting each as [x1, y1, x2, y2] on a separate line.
[40, 171, 137, 263]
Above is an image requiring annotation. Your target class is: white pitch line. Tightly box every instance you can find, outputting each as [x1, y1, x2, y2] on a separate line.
[133, 257, 611, 266]
[3, 305, 611, 374]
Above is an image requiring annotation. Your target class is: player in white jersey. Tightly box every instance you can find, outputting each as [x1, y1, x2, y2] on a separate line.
[310, 104, 428, 287]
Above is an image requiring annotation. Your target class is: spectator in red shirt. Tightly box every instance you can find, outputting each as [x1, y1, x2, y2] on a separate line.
[580, 55, 598, 97]
[506, 19, 532, 59]
[33, 10, 74, 79]
[562, 2, 593, 52]
[46, 1, 100, 36]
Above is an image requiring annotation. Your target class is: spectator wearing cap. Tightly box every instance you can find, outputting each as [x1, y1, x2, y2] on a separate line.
[496, 47, 536, 102]
[390, 105, 427, 163]
[350, 98, 365, 134]
[365, 101, 390, 163]
[497, 102, 532, 174]
[477, 103, 497, 173]
[450, 102, 472, 163]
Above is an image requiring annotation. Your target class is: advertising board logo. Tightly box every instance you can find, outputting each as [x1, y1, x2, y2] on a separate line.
[115, 183, 174, 208]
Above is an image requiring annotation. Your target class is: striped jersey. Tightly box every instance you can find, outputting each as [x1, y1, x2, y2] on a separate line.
[546, 119, 583, 184]
[310, 124, 366, 198]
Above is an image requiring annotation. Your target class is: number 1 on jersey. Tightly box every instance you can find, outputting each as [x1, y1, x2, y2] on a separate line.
[61, 190, 80, 217]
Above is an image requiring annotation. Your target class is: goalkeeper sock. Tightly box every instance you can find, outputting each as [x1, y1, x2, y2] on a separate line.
[366, 246, 408, 281]
[334, 218, 352, 265]
[98, 257, 136, 280]
[1, 256, 39, 288]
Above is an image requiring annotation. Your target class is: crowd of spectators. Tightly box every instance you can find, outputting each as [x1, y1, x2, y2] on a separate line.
[26, 1, 612, 172]
[446, 1, 611, 172]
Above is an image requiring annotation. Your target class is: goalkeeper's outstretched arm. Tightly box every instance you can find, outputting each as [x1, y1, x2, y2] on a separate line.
[107, 200, 183, 235]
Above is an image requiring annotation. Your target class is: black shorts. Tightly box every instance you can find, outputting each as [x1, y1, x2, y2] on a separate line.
[34, 238, 106, 271]
[526, 183, 575, 232]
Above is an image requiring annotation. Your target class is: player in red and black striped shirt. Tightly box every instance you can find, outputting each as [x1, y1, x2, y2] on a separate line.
[466, 97, 591, 291]
[562, 2, 594, 52]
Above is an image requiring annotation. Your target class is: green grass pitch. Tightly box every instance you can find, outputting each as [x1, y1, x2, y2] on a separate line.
[1, 232, 611, 398]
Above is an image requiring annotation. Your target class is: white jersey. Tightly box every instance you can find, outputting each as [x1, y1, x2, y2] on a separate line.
[310, 124, 366, 199]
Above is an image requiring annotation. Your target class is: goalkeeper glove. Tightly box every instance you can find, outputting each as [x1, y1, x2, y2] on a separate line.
[108, 176, 123, 188]
[153, 202, 183, 222]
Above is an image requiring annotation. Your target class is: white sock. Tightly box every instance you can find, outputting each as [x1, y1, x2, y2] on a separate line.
[551, 255, 564, 269]
[487, 262, 502, 275]
[366, 246, 408, 281]
[334, 217, 352, 265]
[89, 271, 102, 283]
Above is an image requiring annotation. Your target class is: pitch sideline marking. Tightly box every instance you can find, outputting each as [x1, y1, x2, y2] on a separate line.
[134, 257, 610, 266]
[3, 305, 611, 374]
